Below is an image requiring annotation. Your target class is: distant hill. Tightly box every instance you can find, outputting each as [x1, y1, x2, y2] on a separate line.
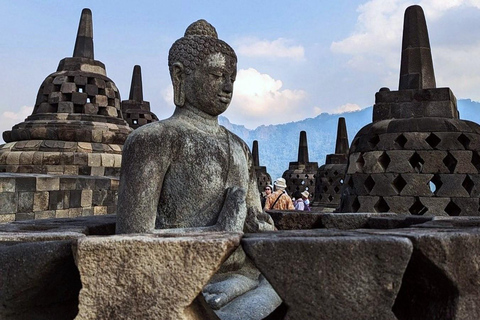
[220, 99, 480, 180]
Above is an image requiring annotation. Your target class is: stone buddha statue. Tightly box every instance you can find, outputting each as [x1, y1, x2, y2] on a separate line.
[116, 20, 280, 318]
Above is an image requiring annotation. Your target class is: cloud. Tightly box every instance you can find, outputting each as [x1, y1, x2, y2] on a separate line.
[332, 103, 362, 114]
[224, 68, 308, 128]
[0, 106, 33, 143]
[331, 0, 480, 100]
[235, 38, 305, 60]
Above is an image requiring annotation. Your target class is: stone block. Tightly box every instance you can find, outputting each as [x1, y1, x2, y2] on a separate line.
[435, 174, 470, 197]
[35, 210, 56, 220]
[81, 190, 93, 208]
[267, 210, 323, 230]
[91, 78, 106, 88]
[83, 103, 99, 115]
[6, 152, 21, 165]
[87, 153, 101, 167]
[74, 75, 87, 86]
[90, 167, 105, 176]
[100, 106, 118, 117]
[418, 197, 451, 216]
[58, 101, 74, 113]
[101, 153, 115, 167]
[450, 151, 477, 173]
[16, 212, 35, 221]
[70, 190, 82, 208]
[52, 75, 68, 84]
[64, 165, 78, 175]
[73, 152, 88, 165]
[321, 212, 397, 229]
[15, 176, 36, 191]
[416, 151, 449, 173]
[0, 192, 17, 214]
[243, 231, 412, 320]
[19, 151, 35, 165]
[69, 208, 83, 218]
[0, 177, 15, 192]
[17, 192, 34, 213]
[43, 152, 61, 165]
[49, 191, 65, 210]
[85, 84, 98, 96]
[93, 206, 107, 215]
[0, 214, 15, 223]
[0, 233, 83, 319]
[60, 82, 76, 94]
[74, 233, 241, 320]
[36, 176, 60, 191]
[48, 91, 63, 104]
[71, 92, 88, 105]
[94, 95, 108, 107]
[361, 227, 480, 320]
[33, 192, 49, 212]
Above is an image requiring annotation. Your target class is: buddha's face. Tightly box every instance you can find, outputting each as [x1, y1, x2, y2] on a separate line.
[184, 52, 237, 116]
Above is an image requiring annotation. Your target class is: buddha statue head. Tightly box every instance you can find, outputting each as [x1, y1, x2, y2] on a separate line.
[168, 19, 237, 116]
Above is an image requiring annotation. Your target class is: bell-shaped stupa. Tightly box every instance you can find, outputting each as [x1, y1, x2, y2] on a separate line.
[313, 117, 349, 208]
[121, 65, 159, 129]
[252, 140, 272, 193]
[0, 9, 132, 177]
[339, 5, 480, 216]
[282, 131, 318, 198]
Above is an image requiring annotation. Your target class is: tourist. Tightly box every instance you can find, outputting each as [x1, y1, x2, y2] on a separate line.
[302, 190, 311, 211]
[293, 191, 305, 210]
[261, 184, 273, 208]
[264, 178, 294, 210]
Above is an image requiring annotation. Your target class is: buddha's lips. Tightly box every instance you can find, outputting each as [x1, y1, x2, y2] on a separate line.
[218, 95, 231, 103]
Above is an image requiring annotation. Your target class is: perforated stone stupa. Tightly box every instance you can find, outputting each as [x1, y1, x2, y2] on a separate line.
[339, 5, 480, 216]
[282, 131, 318, 198]
[0, 9, 132, 177]
[313, 117, 349, 208]
[252, 140, 271, 193]
[121, 65, 158, 129]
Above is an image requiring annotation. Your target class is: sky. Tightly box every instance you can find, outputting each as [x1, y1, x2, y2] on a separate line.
[1, 0, 480, 141]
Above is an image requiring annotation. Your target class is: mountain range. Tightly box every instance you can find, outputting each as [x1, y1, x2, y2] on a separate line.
[219, 99, 480, 180]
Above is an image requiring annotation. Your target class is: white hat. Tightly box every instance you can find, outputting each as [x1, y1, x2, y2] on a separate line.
[301, 191, 310, 198]
[274, 177, 287, 189]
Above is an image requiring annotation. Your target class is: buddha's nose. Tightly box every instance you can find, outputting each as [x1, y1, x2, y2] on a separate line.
[223, 77, 233, 93]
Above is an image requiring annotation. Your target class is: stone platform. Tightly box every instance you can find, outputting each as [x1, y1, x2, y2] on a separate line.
[2, 214, 480, 319]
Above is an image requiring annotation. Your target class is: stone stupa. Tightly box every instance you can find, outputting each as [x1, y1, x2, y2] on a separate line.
[252, 140, 272, 193]
[282, 131, 318, 198]
[0, 8, 132, 177]
[339, 5, 480, 216]
[313, 117, 349, 208]
[121, 65, 159, 129]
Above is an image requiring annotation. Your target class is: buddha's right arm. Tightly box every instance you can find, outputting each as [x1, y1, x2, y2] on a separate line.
[116, 130, 168, 234]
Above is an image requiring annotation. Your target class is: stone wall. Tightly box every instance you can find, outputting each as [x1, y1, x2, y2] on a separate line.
[0, 173, 118, 222]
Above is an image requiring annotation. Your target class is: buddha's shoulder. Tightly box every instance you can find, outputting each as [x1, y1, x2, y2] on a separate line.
[124, 119, 183, 144]
[223, 127, 251, 154]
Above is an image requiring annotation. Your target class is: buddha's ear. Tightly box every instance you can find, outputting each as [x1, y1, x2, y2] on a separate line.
[172, 62, 185, 107]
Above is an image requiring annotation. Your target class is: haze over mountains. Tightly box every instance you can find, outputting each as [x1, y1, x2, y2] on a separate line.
[220, 99, 480, 180]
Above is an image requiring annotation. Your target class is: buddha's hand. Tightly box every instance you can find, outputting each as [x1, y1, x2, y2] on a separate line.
[216, 186, 247, 232]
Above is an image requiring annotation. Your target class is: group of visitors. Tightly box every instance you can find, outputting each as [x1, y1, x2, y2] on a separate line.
[261, 178, 311, 211]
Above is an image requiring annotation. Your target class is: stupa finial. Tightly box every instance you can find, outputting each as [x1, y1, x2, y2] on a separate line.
[252, 140, 260, 167]
[335, 117, 349, 155]
[297, 131, 309, 163]
[73, 8, 94, 59]
[129, 65, 144, 101]
[399, 5, 435, 90]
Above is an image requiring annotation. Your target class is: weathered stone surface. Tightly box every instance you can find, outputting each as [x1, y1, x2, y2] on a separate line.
[320, 212, 397, 230]
[242, 230, 413, 320]
[0, 232, 84, 320]
[74, 232, 241, 320]
[267, 209, 324, 230]
[359, 227, 480, 320]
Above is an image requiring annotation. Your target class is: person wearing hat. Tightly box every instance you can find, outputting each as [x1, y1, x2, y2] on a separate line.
[301, 190, 311, 211]
[264, 178, 294, 210]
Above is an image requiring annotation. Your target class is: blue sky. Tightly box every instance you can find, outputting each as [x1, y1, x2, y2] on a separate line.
[1, 0, 480, 140]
